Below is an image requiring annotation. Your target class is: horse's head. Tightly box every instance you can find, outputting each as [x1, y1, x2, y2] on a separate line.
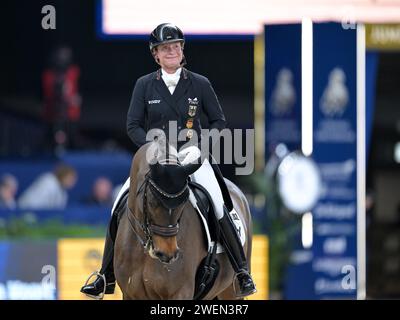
[135, 136, 201, 264]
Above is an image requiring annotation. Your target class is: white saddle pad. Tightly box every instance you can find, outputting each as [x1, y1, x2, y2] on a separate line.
[188, 190, 246, 254]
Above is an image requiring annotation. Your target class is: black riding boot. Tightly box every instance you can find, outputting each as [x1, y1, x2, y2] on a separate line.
[219, 208, 257, 297]
[80, 213, 118, 299]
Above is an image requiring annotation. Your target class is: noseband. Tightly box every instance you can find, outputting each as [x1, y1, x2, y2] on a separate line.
[127, 172, 188, 250]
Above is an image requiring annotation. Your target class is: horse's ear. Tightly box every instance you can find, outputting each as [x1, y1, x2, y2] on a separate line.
[146, 132, 168, 165]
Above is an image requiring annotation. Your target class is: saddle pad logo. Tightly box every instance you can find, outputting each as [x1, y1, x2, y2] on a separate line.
[229, 209, 246, 245]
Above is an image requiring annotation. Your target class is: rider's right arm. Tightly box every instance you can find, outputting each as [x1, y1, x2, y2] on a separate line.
[127, 78, 147, 148]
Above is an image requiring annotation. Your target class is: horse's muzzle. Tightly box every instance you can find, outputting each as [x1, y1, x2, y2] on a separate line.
[153, 248, 180, 264]
[150, 235, 180, 264]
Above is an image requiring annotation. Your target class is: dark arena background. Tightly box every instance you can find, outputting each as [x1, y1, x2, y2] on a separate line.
[0, 0, 400, 301]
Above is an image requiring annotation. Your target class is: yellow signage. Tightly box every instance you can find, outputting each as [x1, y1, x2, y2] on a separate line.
[248, 235, 269, 300]
[57, 239, 123, 300]
[57, 236, 269, 300]
[366, 24, 400, 51]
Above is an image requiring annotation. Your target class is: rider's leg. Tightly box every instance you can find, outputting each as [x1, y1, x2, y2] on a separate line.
[190, 158, 256, 297]
[80, 177, 130, 299]
[80, 214, 117, 297]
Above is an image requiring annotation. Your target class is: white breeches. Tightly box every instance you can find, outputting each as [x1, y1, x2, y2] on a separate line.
[189, 158, 224, 219]
[111, 146, 225, 220]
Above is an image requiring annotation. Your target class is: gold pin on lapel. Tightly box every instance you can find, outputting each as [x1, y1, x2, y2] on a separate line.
[186, 119, 193, 129]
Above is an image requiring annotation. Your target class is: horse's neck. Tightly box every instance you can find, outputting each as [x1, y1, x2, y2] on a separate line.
[179, 203, 207, 253]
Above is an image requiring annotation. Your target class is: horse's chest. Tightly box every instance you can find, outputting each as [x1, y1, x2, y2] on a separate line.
[137, 262, 193, 299]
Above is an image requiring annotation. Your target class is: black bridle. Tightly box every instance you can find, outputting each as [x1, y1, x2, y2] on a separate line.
[127, 171, 188, 250]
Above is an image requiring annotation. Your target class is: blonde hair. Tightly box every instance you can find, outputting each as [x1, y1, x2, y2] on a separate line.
[54, 164, 76, 182]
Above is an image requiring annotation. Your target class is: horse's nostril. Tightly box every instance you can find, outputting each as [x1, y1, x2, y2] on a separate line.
[155, 251, 170, 263]
[154, 250, 178, 264]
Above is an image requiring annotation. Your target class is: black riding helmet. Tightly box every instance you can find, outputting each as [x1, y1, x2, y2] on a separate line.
[149, 23, 185, 51]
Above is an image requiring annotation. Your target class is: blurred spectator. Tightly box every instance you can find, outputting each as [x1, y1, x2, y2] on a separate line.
[84, 177, 113, 206]
[42, 45, 81, 153]
[0, 174, 19, 209]
[18, 164, 78, 209]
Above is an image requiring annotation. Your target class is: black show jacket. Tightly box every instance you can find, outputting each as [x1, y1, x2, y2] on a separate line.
[126, 68, 226, 149]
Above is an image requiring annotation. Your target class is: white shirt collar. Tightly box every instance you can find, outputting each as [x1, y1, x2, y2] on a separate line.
[161, 68, 182, 94]
[161, 67, 182, 79]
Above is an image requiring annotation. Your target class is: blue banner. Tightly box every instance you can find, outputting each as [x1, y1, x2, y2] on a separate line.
[0, 241, 58, 299]
[265, 24, 302, 158]
[264, 24, 316, 299]
[312, 22, 358, 299]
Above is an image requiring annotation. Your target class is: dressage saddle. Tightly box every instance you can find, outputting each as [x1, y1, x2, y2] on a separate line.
[189, 181, 221, 300]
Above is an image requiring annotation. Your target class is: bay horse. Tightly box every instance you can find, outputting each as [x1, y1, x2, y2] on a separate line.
[114, 139, 254, 299]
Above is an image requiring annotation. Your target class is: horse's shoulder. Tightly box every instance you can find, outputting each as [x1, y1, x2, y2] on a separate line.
[224, 178, 250, 214]
[224, 178, 243, 197]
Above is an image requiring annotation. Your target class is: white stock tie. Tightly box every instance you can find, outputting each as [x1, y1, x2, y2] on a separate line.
[162, 68, 181, 94]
